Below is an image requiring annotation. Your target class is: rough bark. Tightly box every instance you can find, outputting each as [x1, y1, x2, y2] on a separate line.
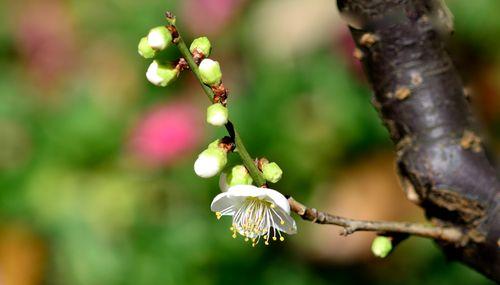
[336, 0, 500, 281]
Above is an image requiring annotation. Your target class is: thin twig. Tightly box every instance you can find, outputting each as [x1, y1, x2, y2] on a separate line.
[288, 197, 464, 243]
[166, 13, 266, 186]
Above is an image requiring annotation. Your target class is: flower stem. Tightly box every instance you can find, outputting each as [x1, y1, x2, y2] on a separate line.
[171, 19, 266, 186]
[176, 37, 214, 101]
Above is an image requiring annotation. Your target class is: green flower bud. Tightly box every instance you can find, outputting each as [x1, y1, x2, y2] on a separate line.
[371, 236, 393, 258]
[226, 165, 253, 187]
[199, 59, 222, 86]
[146, 60, 179, 87]
[206, 103, 228, 126]
[138, 36, 156, 59]
[194, 148, 227, 178]
[262, 162, 283, 183]
[147, 26, 172, 51]
[189, 36, 212, 56]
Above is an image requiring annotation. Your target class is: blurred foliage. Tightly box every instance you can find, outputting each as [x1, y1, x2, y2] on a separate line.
[0, 0, 497, 284]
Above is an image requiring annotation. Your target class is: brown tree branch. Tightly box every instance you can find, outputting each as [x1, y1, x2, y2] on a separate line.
[288, 197, 463, 243]
[336, 0, 500, 281]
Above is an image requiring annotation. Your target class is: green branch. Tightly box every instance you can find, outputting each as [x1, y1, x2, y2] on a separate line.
[176, 37, 215, 102]
[170, 18, 266, 186]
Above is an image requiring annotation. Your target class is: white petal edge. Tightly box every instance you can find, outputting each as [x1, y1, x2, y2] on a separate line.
[225, 184, 267, 199]
[262, 188, 291, 214]
[271, 208, 297, 234]
[210, 192, 242, 215]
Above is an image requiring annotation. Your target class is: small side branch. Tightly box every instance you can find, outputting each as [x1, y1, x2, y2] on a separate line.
[288, 197, 464, 243]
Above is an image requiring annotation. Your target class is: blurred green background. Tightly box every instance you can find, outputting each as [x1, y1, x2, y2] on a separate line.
[0, 0, 498, 284]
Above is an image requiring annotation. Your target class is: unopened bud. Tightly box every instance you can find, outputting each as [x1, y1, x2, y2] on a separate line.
[199, 59, 222, 86]
[371, 236, 393, 258]
[138, 37, 157, 59]
[190, 37, 212, 57]
[208, 139, 221, 150]
[146, 60, 179, 87]
[147, 26, 172, 51]
[194, 148, 227, 178]
[226, 165, 253, 187]
[262, 162, 283, 183]
[206, 103, 228, 126]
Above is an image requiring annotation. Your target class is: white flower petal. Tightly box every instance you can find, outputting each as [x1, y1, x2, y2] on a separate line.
[260, 188, 290, 214]
[271, 208, 297, 234]
[225, 184, 266, 199]
[210, 193, 235, 215]
[225, 185, 291, 215]
[210, 192, 245, 216]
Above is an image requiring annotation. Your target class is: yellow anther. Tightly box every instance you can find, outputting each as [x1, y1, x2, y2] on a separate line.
[264, 241, 269, 245]
[280, 236, 284, 241]
[252, 243, 256, 247]
[245, 238, 249, 242]
[280, 220, 285, 225]
[232, 233, 237, 239]
[263, 235, 268, 240]
[272, 236, 277, 241]
[270, 203, 275, 208]
[230, 226, 234, 231]
[215, 212, 222, 220]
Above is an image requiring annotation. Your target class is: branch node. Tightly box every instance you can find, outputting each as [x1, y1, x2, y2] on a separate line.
[395, 87, 411, 100]
[359, 33, 378, 47]
[353, 48, 364, 60]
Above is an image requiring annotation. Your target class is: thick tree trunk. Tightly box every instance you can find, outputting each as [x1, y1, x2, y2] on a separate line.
[336, 0, 499, 281]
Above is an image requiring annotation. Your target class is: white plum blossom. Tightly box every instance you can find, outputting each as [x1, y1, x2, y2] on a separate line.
[211, 184, 297, 246]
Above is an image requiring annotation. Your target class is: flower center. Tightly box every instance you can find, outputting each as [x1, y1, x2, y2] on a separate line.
[221, 197, 285, 246]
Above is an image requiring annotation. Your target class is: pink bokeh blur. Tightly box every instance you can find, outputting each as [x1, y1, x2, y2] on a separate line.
[128, 101, 204, 168]
[182, 0, 247, 34]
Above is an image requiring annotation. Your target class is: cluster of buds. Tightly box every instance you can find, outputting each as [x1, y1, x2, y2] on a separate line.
[137, 26, 185, 87]
[186, 36, 232, 177]
[138, 16, 294, 246]
[187, 37, 285, 188]
[190, 40, 229, 127]
[138, 27, 229, 127]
